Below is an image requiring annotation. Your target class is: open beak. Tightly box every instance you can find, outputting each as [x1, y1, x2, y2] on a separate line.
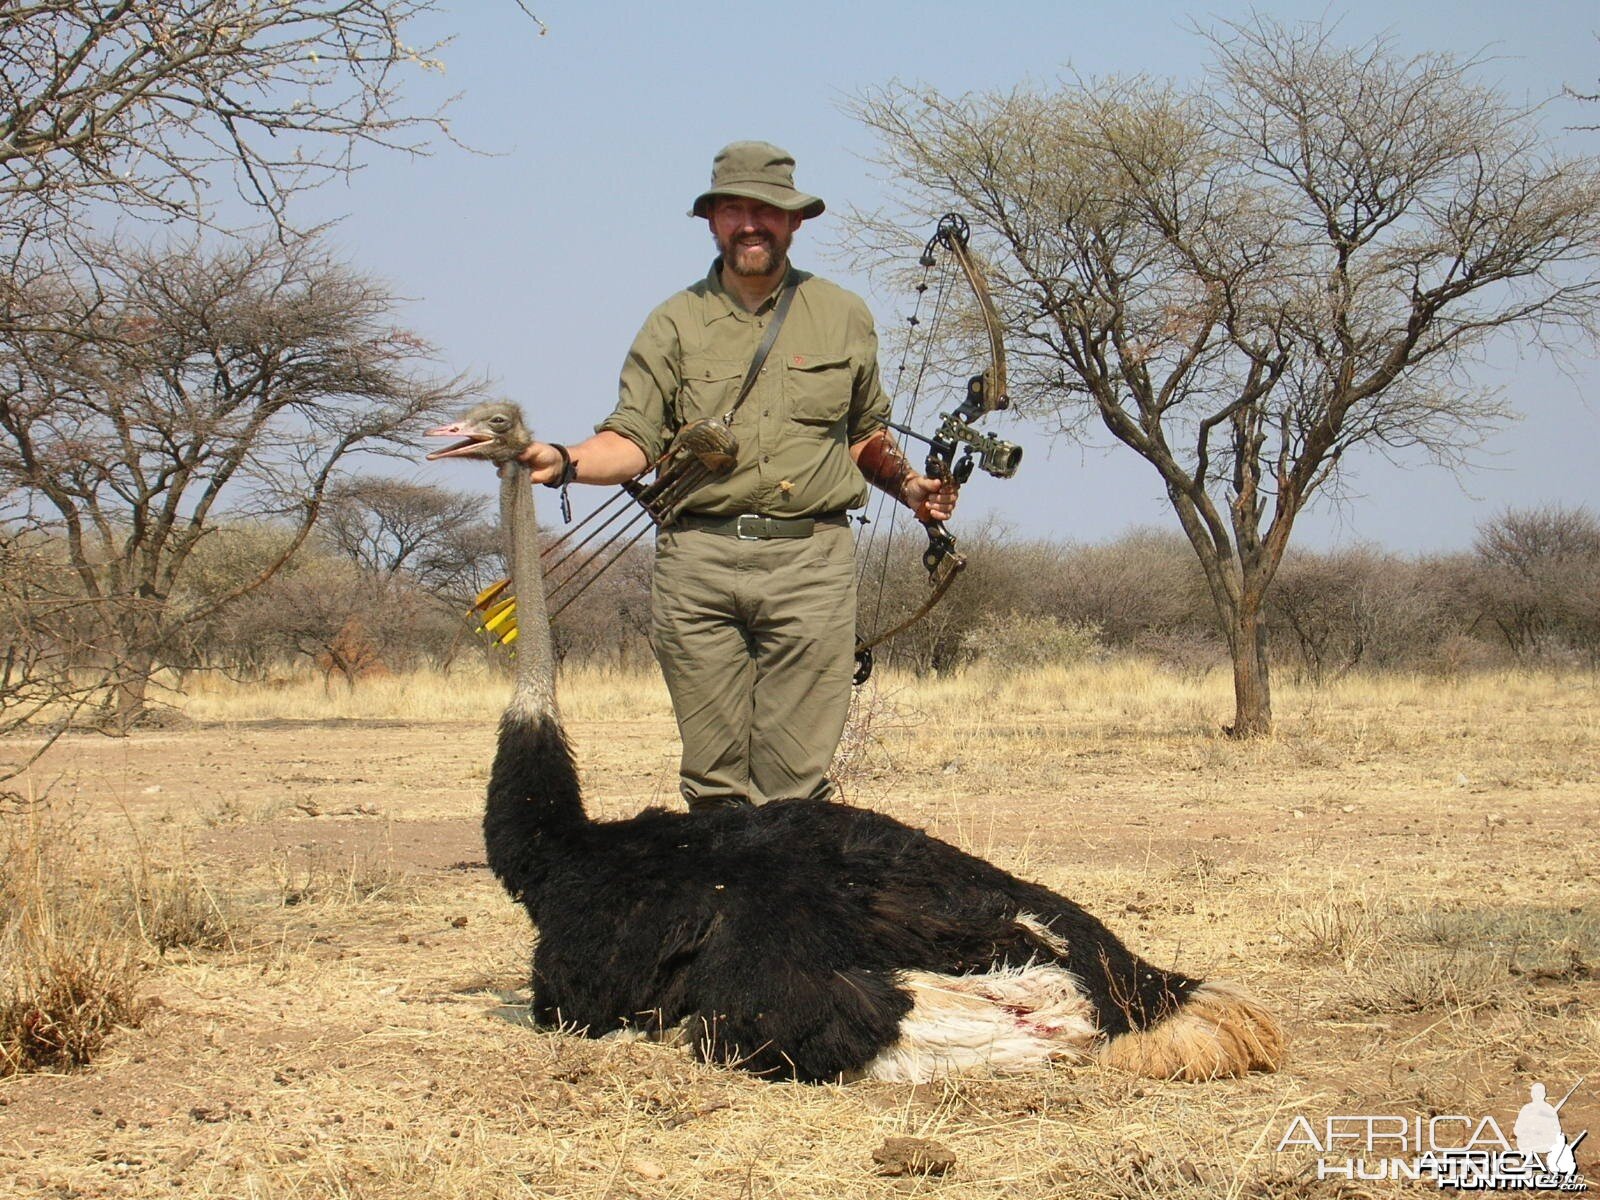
[424, 421, 493, 460]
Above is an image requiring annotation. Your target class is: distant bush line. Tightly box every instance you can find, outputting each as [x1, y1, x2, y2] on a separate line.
[8, 504, 1594, 710]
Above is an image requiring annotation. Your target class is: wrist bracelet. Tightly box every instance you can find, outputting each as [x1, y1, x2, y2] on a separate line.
[542, 443, 577, 524]
[542, 443, 577, 489]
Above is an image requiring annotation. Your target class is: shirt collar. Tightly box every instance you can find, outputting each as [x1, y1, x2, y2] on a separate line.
[705, 258, 795, 324]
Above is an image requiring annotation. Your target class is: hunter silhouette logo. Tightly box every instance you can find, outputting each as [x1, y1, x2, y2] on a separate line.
[1277, 1077, 1589, 1190]
[1516, 1081, 1585, 1180]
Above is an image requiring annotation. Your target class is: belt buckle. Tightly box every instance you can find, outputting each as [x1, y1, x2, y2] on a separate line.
[735, 514, 765, 540]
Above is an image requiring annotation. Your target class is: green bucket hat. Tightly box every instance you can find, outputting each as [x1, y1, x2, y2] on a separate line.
[689, 141, 825, 220]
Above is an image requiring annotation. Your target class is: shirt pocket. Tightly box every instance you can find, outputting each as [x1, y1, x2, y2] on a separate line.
[676, 356, 747, 424]
[784, 353, 852, 431]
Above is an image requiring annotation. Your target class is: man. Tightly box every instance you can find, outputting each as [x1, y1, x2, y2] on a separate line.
[519, 141, 954, 810]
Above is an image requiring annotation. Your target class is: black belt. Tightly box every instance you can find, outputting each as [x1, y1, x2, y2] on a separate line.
[676, 512, 847, 540]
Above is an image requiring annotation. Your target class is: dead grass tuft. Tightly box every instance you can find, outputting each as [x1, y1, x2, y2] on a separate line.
[1282, 886, 1391, 968]
[126, 861, 234, 955]
[1345, 948, 1509, 1015]
[269, 840, 411, 907]
[0, 807, 147, 1077]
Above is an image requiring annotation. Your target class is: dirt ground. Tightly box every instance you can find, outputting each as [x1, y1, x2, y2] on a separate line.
[1, 669, 1597, 1198]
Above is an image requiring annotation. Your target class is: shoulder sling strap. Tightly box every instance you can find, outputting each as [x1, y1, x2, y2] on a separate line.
[721, 274, 798, 425]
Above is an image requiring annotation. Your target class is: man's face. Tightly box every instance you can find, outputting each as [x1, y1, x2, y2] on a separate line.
[709, 197, 802, 278]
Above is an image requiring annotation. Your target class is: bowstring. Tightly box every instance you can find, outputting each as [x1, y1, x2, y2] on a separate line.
[858, 242, 958, 662]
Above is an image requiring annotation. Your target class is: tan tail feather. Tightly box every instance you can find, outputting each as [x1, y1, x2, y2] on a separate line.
[1097, 981, 1286, 1081]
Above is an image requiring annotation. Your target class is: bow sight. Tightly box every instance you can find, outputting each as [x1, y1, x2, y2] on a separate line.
[886, 414, 1023, 483]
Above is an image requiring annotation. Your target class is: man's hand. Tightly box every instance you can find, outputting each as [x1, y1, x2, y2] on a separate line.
[904, 473, 958, 524]
[517, 441, 567, 486]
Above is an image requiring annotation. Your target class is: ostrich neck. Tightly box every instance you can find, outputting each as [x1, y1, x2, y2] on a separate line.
[501, 461, 558, 720]
[482, 454, 584, 886]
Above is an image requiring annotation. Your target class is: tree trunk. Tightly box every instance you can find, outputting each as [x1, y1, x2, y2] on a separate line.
[109, 649, 156, 732]
[1228, 596, 1273, 737]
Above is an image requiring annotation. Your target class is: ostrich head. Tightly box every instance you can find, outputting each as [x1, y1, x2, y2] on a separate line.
[425, 401, 533, 463]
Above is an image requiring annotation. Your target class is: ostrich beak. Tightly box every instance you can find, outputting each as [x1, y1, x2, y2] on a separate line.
[424, 421, 495, 460]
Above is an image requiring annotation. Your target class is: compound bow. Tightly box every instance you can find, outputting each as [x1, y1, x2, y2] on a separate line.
[854, 213, 1021, 682]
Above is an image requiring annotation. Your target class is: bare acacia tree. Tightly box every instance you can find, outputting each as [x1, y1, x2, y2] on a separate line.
[0, 1, 508, 245]
[850, 19, 1600, 734]
[318, 476, 502, 668]
[322, 477, 496, 594]
[0, 237, 477, 729]
[0, 0, 534, 763]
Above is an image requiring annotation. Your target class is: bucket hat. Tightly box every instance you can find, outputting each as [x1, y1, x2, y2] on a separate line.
[689, 141, 825, 220]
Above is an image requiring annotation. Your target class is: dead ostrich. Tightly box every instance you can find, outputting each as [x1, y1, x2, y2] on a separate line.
[427, 401, 1285, 1083]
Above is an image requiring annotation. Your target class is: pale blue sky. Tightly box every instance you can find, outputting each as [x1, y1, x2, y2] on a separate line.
[301, 1, 1600, 553]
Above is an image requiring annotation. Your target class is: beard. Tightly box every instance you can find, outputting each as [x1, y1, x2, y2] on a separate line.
[715, 228, 790, 277]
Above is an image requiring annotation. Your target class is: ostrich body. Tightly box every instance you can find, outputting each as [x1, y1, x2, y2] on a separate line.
[428, 402, 1284, 1083]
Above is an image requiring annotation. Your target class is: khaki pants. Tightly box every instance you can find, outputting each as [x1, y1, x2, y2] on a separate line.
[651, 521, 855, 810]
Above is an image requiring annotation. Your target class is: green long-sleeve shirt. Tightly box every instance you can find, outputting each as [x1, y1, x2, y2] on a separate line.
[598, 261, 890, 518]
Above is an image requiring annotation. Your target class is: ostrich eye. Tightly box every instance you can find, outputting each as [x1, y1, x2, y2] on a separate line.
[489, 415, 509, 430]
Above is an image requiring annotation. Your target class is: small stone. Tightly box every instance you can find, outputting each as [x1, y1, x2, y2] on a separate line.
[873, 1136, 956, 1177]
[450, 916, 469, 928]
[631, 1158, 667, 1181]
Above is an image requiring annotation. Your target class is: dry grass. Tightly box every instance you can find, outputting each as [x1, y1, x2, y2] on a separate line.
[0, 662, 1595, 1197]
[182, 662, 676, 725]
[126, 858, 235, 956]
[1, 804, 240, 1077]
[268, 839, 413, 909]
[0, 807, 147, 1077]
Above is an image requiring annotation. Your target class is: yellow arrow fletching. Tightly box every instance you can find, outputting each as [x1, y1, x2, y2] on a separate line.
[473, 578, 511, 610]
[468, 577, 522, 652]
